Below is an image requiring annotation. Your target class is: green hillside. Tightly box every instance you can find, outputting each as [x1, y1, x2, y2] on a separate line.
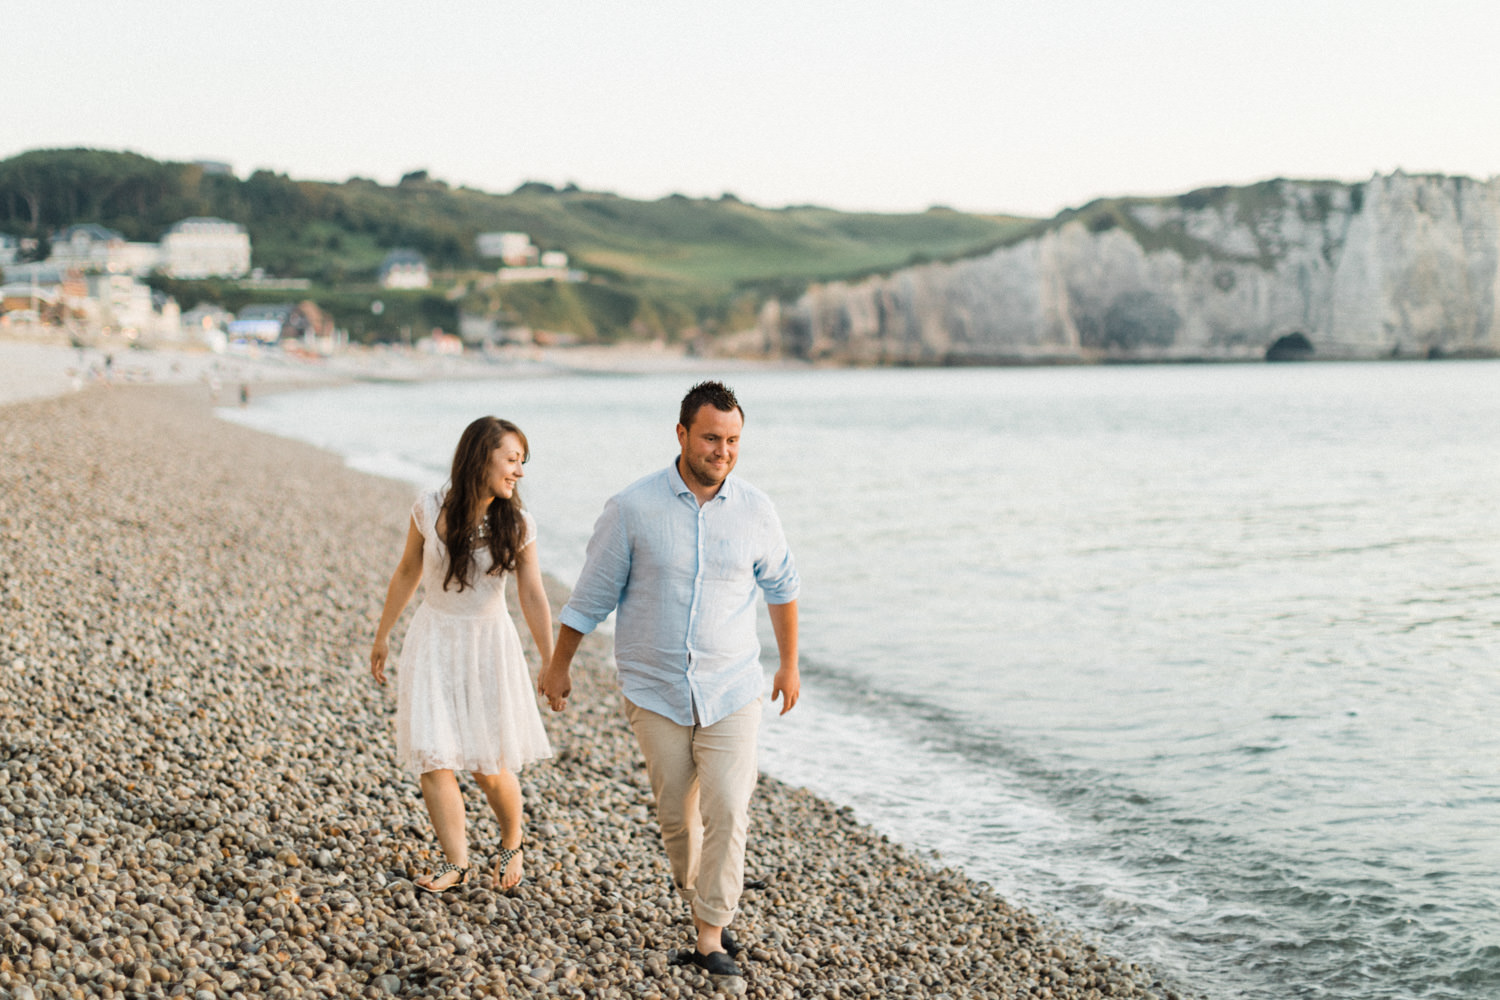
[0, 148, 1033, 343]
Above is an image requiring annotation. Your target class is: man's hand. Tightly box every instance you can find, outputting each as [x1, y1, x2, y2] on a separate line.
[772, 665, 800, 715]
[767, 601, 799, 715]
[541, 626, 584, 712]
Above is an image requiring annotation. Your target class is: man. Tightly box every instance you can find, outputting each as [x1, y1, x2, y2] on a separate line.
[539, 380, 800, 978]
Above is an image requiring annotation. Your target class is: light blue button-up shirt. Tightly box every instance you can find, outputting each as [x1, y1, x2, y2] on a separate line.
[559, 459, 800, 727]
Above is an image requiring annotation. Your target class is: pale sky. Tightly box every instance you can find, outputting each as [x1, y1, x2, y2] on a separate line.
[7, 0, 1499, 218]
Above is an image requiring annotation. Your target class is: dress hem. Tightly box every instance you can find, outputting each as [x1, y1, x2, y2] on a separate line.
[400, 748, 554, 778]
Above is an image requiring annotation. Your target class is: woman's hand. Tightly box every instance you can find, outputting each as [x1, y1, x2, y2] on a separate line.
[371, 518, 424, 688]
[370, 638, 390, 685]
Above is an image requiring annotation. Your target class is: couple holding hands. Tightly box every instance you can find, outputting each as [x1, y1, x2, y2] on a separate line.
[370, 381, 800, 978]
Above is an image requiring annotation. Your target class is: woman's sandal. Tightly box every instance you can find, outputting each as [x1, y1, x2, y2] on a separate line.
[415, 860, 470, 893]
[492, 844, 524, 891]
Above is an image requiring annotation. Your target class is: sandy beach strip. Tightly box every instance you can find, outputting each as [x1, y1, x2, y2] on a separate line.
[0, 341, 347, 408]
[0, 384, 1185, 999]
[0, 338, 792, 411]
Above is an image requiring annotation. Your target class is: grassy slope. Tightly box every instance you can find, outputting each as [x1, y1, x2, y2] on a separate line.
[0, 149, 1034, 341]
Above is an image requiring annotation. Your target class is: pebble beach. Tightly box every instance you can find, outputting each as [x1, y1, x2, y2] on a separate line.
[0, 380, 1186, 999]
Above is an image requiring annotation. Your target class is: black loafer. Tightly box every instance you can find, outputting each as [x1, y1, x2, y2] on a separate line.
[720, 929, 744, 958]
[690, 950, 742, 977]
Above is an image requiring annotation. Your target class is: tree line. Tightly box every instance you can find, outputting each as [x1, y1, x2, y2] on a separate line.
[0, 149, 488, 282]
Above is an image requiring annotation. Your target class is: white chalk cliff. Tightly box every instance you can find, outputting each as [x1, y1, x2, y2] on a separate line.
[759, 173, 1500, 363]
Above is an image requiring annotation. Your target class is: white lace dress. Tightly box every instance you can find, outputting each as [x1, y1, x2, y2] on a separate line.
[395, 489, 553, 775]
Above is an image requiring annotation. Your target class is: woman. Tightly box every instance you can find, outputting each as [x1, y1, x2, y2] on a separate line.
[371, 416, 553, 892]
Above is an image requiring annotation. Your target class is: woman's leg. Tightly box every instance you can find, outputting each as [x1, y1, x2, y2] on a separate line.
[416, 769, 468, 889]
[473, 768, 525, 889]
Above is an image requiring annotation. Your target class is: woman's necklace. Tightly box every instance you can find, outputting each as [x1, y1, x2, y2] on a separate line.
[470, 517, 489, 543]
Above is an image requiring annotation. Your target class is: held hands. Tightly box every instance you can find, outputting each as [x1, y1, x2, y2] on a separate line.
[772, 664, 800, 715]
[541, 627, 582, 713]
[538, 663, 572, 713]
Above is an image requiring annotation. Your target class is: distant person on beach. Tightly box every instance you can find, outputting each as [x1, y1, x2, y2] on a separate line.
[539, 380, 800, 978]
[371, 417, 555, 892]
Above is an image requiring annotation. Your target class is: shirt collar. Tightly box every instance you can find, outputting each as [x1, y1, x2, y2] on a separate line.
[667, 457, 736, 502]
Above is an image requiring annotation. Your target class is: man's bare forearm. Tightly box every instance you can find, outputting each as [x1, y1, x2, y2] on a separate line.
[538, 625, 584, 711]
[768, 600, 800, 713]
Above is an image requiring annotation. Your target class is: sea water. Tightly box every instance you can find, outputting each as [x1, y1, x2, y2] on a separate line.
[222, 360, 1500, 999]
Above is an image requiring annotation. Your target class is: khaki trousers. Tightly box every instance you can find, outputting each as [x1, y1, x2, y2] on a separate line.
[625, 697, 762, 928]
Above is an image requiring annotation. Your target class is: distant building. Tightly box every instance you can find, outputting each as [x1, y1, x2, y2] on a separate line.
[194, 160, 234, 176]
[0, 233, 21, 268]
[540, 250, 568, 269]
[0, 286, 60, 326]
[228, 303, 292, 342]
[0, 272, 62, 325]
[475, 233, 503, 258]
[160, 217, 252, 279]
[378, 249, 431, 289]
[223, 300, 337, 349]
[87, 274, 150, 332]
[477, 231, 539, 267]
[418, 330, 464, 355]
[45, 225, 160, 275]
[1, 263, 65, 288]
[111, 242, 162, 276]
[182, 302, 234, 334]
[48, 224, 124, 271]
[0, 265, 86, 327]
[181, 302, 234, 352]
[284, 300, 337, 345]
[496, 263, 587, 285]
[82, 274, 181, 339]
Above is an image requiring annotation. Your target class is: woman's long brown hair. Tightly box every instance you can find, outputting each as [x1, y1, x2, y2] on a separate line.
[439, 416, 529, 592]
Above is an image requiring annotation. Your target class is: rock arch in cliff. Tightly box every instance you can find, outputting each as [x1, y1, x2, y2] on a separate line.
[1265, 332, 1315, 361]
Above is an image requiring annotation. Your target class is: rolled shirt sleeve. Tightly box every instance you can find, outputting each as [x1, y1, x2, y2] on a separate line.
[754, 504, 800, 606]
[557, 497, 631, 636]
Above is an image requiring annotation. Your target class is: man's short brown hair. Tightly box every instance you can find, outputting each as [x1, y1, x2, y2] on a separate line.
[678, 380, 743, 429]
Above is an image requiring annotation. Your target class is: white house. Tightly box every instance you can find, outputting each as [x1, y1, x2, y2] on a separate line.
[45, 225, 161, 275]
[85, 274, 181, 339]
[160, 217, 252, 279]
[475, 232, 505, 258]
[379, 249, 431, 289]
[48, 224, 123, 271]
[228, 303, 292, 343]
[477, 231, 538, 266]
[111, 242, 162, 276]
[182, 303, 234, 351]
[496, 255, 587, 285]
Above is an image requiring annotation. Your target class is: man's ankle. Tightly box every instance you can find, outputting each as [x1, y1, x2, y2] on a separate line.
[695, 925, 724, 954]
